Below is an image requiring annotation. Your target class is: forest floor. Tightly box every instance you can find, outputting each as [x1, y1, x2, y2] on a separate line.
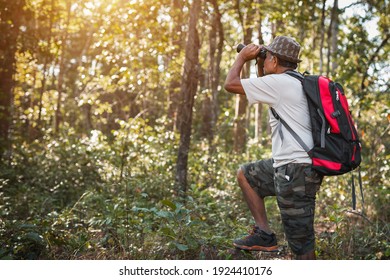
[229, 246, 292, 260]
[224, 221, 339, 260]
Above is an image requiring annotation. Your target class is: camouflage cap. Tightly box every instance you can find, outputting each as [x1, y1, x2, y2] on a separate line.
[263, 36, 302, 63]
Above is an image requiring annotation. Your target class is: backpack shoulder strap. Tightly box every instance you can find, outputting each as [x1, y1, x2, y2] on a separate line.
[270, 71, 311, 153]
[270, 107, 311, 153]
[284, 70, 305, 83]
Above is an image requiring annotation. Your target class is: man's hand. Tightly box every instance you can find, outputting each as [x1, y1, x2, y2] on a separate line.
[224, 43, 262, 95]
[238, 43, 262, 62]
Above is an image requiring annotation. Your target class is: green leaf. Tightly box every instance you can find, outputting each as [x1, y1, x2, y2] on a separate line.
[174, 242, 188, 251]
[160, 227, 176, 239]
[24, 232, 44, 245]
[141, 192, 149, 198]
[156, 210, 171, 218]
[19, 224, 38, 230]
[385, 247, 390, 257]
[161, 199, 176, 210]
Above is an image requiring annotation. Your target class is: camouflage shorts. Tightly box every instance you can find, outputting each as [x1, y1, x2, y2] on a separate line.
[240, 159, 323, 255]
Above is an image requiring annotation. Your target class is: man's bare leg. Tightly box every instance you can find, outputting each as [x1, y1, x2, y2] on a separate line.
[237, 168, 272, 233]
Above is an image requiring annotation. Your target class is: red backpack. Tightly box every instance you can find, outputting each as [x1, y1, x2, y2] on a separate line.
[271, 71, 362, 176]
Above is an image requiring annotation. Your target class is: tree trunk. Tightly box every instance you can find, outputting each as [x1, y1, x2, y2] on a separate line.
[331, 0, 339, 73]
[175, 0, 202, 195]
[327, 0, 339, 77]
[0, 0, 25, 156]
[211, 2, 224, 141]
[54, 0, 71, 134]
[168, 0, 185, 131]
[233, 1, 254, 153]
[202, 0, 223, 147]
[255, 2, 264, 141]
[319, 0, 326, 75]
[36, 0, 54, 133]
[200, 68, 212, 140]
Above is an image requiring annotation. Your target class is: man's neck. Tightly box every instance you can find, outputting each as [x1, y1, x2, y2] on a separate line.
[275, 66, 294, 74]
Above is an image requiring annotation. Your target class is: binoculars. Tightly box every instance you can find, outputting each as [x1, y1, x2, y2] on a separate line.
[236, 43, 267, 59]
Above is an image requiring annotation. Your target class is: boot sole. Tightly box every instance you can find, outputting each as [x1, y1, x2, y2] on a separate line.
[233, 243, 279, 252]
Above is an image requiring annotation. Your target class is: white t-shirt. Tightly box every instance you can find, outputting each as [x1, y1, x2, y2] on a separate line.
[241, 73, 313, 168]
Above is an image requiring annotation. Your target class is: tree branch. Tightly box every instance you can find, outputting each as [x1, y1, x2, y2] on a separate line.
[340, 1, 365, 12]
[361, 33, 390, 91]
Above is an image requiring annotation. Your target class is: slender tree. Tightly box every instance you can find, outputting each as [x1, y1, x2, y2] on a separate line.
[54, 0, 71, 134]
[201, 0, 224, 147]
[168, 0, 186, 131]
[175, 0, 202, 194]
[0, 0, 26, 156]
[36, 0, 55, 133]
[255, 0, 264, 142]
[233, 0, 255, 153]
[327, 0, 339, 77]
[319, 0, 327, 75]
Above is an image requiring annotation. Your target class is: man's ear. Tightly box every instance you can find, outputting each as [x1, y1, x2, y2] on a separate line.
[273, 56, 278, 68]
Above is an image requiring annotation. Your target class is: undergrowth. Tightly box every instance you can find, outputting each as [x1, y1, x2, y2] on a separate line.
[0, 119, 388, 260]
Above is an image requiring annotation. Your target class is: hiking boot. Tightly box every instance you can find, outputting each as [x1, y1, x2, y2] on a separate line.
[233, 226, 278, 252]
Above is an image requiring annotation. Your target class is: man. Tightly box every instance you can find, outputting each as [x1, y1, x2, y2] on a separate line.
[224, 36, 323, 260]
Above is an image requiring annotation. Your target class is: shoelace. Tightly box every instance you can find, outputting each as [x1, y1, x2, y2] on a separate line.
[243, 225, 259, 239]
